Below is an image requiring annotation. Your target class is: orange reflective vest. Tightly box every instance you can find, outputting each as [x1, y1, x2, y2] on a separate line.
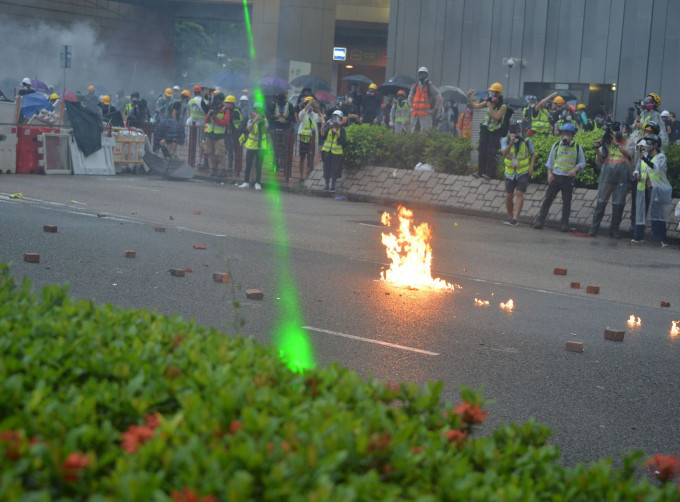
[412, 84, 430, 117]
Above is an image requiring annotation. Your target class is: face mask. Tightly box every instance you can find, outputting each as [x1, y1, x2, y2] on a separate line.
[419, 76, 427, 83]
[331, 116, 341, 125]
[491, 97, 499, 104]
[645, 103, 654, 110]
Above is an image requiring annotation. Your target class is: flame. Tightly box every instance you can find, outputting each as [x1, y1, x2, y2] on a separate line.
[627, 315, 642, 328]
[500, 299, 514, 311]
[671, 321, 679, 338]
[380, 206, 458, 290]
[474, 298, 490, 306]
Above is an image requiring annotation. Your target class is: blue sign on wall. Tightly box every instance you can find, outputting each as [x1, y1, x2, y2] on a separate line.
[333, 47, 346, 61]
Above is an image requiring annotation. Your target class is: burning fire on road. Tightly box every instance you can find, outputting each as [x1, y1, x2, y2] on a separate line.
[499, 299, 514, 311]
[380, 206, 459, 291]
[474, 298, 490, 306]
[671, 321, 679, 338]
[627, 315, 642, 328]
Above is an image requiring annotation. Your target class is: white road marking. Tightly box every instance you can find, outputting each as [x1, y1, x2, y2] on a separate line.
[358, 222, 384, 228]
[303, 325, 439, 356]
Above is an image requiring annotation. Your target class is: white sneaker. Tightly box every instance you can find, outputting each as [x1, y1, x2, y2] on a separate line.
[238, 182, 250, 188]
[254, 183, 262, 191]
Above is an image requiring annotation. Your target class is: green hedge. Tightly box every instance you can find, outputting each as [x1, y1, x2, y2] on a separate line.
[343, 125, 680, 196]
[1, 263, 679, 501]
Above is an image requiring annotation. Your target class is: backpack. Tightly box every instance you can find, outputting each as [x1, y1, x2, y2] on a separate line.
[498, 105, 514, 136]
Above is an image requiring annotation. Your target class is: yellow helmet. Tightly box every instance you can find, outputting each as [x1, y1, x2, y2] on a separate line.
[164, 88, 173, 97]
[87, 85, 95, 92]
[368, 83, 378, 90]
[181, 89, 191, 98]
[488, 82, 503, 93]
[577, 103, 586, 110]
[225, 94, 236, 103]
[302, 95, 314, 103]
[49, 93, 59, 101]
[647, 93, 661, 107]
[101, 95, 111, 105]
[553, 96, 565, 105]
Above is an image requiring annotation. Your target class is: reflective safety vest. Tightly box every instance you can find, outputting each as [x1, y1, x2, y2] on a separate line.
[273, 102, 291, 123]
[504, 140, 531, 176]
[411, 84, 430, 117]
[298, 113, 315, 143]
[394, 101, 410, 122]
[604, 144, 625, 165]
[482, 104, 506, 131]
[124, 101, 133, 119]
[531, 108, 550, 134]
[637, 153, 661, 191]
[189, 96, 204, 120]
[553, 142, 578, 174]
[205, 110, 227, 135]
[231, 107, 243, 131]
[322, 129, 343, 155]
[244, 120, 268, 150]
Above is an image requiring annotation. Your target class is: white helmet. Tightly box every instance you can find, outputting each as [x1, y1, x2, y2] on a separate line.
[21, 77, 31, 86]
[332, 110, 343, 118]
[418, 66, 428, 74]
[172, 85, 180, 91]
[661, 110, 670, 117]
[239, 95, 249, 101]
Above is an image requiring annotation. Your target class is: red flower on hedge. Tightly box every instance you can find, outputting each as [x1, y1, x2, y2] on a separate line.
[121, 425, 156, 454]
[62, 452, 89, 482]
[144, 413, 161, 429]
[454, 402, 488, 425]
[0, 430, 22, 460]
[648, 454, 680, 482]
[171, 487, 216, 502]
[445, 429, 468, 444]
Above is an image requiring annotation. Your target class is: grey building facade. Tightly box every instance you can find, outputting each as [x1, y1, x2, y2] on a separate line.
[387, 0, 680, 121]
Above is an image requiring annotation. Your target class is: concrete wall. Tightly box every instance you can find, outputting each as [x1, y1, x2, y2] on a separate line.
[387, 0, 680, 120]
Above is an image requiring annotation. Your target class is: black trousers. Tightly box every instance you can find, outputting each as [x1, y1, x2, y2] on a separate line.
[244, 149, 263, 184]
[478, 127, 502, 178]
[537, 174, 574, 224]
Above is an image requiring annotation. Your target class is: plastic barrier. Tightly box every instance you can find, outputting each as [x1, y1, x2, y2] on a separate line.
[110, 127, 148, 173]
[0, 125, 18, 174]
[16, 125, 61, 174]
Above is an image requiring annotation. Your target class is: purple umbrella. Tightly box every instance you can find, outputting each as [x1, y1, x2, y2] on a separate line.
[259, 76, 290, 89]
[19, 78, 49, 93]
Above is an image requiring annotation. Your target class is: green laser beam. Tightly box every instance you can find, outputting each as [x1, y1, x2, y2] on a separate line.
[242, 0, 315, 372]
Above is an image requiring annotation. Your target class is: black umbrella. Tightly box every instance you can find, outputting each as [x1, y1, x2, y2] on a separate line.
[378, 75, 415, 95]
[290, 74, 331, 92]
[260, 84, 289, 96]
[343, 74, 373, 85]
[439, 85, 467, 103]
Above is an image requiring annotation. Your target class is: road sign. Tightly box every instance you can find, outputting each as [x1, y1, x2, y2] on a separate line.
[333, 47, 346, 61]
[60, 46, 72, 69]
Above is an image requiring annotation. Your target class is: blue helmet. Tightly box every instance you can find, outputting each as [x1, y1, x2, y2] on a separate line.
[560, 123, 577, 134]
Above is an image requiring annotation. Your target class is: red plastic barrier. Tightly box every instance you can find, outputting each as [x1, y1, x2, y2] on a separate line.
[15, 125, 61, 174]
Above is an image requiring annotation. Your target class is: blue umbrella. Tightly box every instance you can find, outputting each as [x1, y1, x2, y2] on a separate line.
[212, 70, 249, 90]
[20, 93, 53, 117]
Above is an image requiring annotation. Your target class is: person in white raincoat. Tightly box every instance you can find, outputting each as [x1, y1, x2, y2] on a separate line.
[297, 96, 321, 181]
[631, 132, 673, 246]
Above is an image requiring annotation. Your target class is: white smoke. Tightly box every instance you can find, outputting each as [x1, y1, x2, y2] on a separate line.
[0, 16, 171, 101]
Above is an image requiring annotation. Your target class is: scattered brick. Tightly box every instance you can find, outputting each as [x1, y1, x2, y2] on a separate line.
[193, 243, 207, 250]
[23, 253, 40, 263]
[604, 328, 624, 341]
[213, 272, 230, 283]
[660, 301, 670, 308]
[169, 215, 175, 220]
[97, 213, 106, 218]
[565, 341, 584, 353]
[193, 210, 201, 215]
[169, 268, 185, 277]
[185, 268, 194, 273]
[553, 268, 567, 276]
[124, 250, 136, 258]
[570, 282, 580, 289]
[246, 289, 264, 300]
[586, 285, 600, 294]
[43, 225, 58, 233]
[154, 227, 166, 233]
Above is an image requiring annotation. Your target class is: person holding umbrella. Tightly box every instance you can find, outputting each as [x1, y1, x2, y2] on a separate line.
[467, 82, 507, 179]
[408, 67, 442, 132]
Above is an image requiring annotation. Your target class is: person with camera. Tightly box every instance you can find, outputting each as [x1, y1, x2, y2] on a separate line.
[320, 110, 347, 193]
[527, 92, 558, 137]
[550, 96, 574, 135]
[631, 131, 672, 246]
[297, 96, 322, 181]
[633, 93, 668, 150]
[203, 92, 230, 177]
[467, 82, 507, 179]
[533, 123, 586, 232]
[268, 93, 294, 172]
[589, 125, 632, 238]
[239, 101, 268, 190]
[500, 121, 536, 226]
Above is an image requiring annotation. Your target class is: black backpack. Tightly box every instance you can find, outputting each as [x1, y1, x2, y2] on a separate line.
[498, 105, 514, 136]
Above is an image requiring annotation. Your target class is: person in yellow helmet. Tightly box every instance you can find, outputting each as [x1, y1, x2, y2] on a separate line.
[633, 92, 668, 150]
[99, 95, 117, 117]
[467, 82, 507, 179]
[223, 94, 242, 172]
[48, 93, 60, 107]
[297, 95, 321, 180]
[550, 95, 574, 134]
[154, 88, 175, 122]
[362, 82, 381, 124]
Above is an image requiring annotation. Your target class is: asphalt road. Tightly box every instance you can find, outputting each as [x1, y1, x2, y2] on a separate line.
[1, 174, 679, 466]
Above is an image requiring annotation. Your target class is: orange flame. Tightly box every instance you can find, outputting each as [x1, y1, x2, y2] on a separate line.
[671, 321, 679, 338]
[500, 299, 514, 311]
[627, 315, 642, 328]
[474, 298, 490, 306]
[380, 206, 458, 290]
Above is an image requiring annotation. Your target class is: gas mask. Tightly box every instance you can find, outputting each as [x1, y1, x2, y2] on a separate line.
[561, 134, 572, 144]
[488, 92, 499, 104]
[418, 73, 428, 84]
[331, 115, 341, 126]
